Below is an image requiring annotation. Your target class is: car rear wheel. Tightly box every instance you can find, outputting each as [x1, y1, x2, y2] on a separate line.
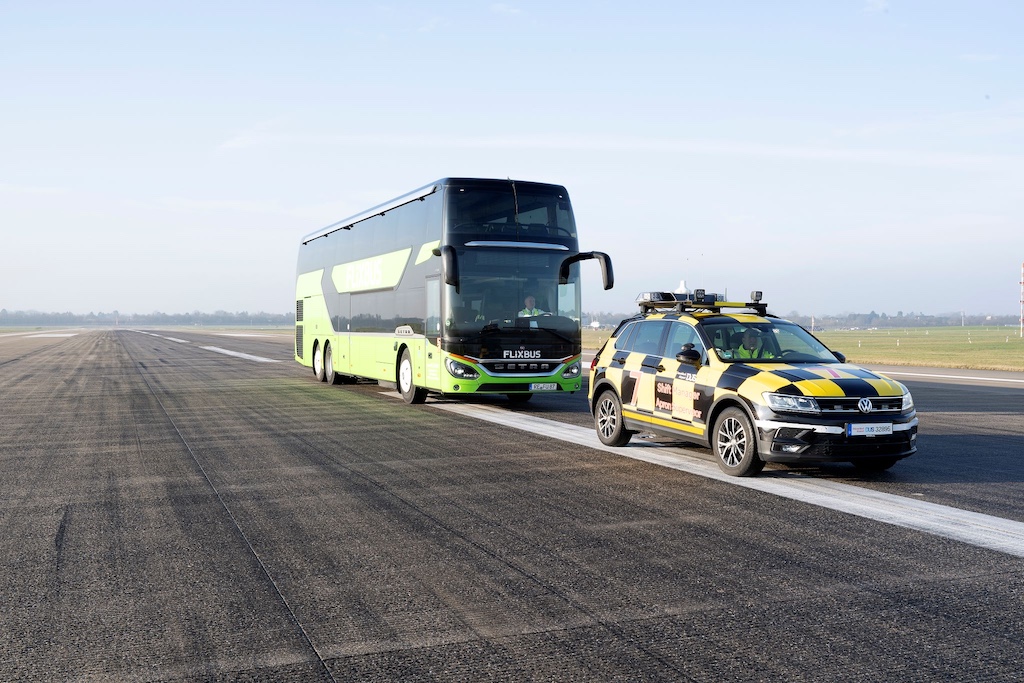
[595, 390, 633, 447]
[713, 407, 764, 476]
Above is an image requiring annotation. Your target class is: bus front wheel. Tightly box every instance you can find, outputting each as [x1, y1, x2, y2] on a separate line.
[398, 349, 427, 404]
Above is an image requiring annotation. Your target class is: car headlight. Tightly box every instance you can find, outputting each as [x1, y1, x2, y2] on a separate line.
[562, 361, 581, 379]
[763, 392, 820, 414]
[445, 358, 479, 380]
[900, 385, 915, 412]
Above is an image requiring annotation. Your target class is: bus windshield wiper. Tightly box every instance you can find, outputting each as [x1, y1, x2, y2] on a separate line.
[531, 326, 575, 344]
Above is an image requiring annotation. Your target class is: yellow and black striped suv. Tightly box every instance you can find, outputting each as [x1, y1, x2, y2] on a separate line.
[588, 291, 918, 476]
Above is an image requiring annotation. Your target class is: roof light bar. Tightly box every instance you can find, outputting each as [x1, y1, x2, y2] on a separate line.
[634, 290, 768, 315]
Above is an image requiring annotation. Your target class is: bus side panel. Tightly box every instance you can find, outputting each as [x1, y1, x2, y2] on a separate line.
[416, 337, 443, 391]
[332, 292, 350, 375]
[295, 269, 326, 367]
[347, 334, 376, 380]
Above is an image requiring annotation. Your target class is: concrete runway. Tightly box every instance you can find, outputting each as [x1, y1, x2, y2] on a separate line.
[2, 329, 1023, 682]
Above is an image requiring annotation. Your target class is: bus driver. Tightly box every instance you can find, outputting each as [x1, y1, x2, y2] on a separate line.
[518, 295, 546, 317]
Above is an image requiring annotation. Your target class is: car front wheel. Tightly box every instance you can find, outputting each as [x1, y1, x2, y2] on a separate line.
[713, 407, 764, 476]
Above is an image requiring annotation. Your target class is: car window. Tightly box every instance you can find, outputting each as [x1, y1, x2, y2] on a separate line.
[704, 323, 742, 358]
[774, 326, 818, 355]
[772, 322, 838, 361]
[632, 320, 670, 355]
[614, 322, 638, 351]
[666, 322, 700, 355]
[701, 319, 839, 362]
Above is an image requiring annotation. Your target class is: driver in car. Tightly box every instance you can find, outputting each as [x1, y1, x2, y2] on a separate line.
[736, 328, 774, 360]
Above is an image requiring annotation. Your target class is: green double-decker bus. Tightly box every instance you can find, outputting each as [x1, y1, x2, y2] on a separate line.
[294, 178, 613, 404]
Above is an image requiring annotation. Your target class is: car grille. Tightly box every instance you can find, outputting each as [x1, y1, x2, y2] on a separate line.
[817, 397, 903, 414]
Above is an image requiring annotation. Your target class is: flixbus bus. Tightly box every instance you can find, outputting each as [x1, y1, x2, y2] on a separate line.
[294, 177, 613, 404]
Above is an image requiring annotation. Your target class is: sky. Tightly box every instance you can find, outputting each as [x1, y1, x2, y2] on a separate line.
[1, 1, 1022, 318]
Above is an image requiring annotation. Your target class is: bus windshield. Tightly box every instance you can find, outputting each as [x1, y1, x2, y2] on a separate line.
[445, 246, 581, 339]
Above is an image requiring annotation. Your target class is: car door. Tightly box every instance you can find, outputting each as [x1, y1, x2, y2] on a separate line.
[623, 320, 670, 417]
[652, 321, 707, 438]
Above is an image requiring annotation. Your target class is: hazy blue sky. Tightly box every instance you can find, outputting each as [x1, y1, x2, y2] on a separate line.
[2, 1, 1021, 317]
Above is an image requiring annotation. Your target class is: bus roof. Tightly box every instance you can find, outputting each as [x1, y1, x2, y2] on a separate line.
[299, 178, 569, 245]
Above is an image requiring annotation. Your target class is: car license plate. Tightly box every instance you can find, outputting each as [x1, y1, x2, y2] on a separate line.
[847, 423, 893, 437]
[529, 383, 558, 391]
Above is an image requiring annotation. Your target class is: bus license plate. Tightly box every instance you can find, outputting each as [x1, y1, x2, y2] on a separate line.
[530, 383, 558, 391]
[847, 423, 893, 437]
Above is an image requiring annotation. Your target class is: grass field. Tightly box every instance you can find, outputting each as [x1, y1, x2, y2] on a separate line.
[816, 327, 1024, 372]
[582, 326, 1024, 373]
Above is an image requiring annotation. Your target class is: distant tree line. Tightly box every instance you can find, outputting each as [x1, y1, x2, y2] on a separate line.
[779, 310, 1020, 330]
[0, 309, 294, 327]
[4, 307, 1018, 330]
[584, 309, 1021, 329]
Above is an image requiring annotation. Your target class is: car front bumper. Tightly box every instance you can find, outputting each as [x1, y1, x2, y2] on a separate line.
[753, 415, 919, 464]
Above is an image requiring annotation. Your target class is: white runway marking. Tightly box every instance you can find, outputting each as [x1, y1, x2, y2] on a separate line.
[200, 346, 280, 363]
[133, 331, 188, 343]
[129, 331, 278, 363]
[216, 333, 278, 338]
[881, 370, 1024, 385]
[26, 333, 78, 338]
[430, 400, 1024, 559]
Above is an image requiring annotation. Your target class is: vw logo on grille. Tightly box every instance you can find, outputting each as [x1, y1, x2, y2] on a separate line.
[858, 398, 873, 413]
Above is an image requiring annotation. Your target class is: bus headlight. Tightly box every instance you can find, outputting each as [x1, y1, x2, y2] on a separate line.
[562, 361, 581, 379]
[445, 358, 479, 380]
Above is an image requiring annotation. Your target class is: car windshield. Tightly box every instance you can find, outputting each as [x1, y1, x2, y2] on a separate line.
[702, 319, 839, 363]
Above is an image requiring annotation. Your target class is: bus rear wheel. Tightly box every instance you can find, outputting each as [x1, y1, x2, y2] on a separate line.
[398, 348, 427, 404]
[313, 342, 326, 382]
[325, 342, 341, 385]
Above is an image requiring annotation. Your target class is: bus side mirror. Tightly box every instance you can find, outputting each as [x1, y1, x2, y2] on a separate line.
[438, 245, 459, 292]
[559, 251, 614, 290]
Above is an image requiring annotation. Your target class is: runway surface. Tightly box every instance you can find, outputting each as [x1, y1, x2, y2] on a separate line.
[2, 329, 1023, 682]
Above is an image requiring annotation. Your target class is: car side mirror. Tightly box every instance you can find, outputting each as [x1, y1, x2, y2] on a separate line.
[833, 351, 846, 363]
[676, 348, 702, 366]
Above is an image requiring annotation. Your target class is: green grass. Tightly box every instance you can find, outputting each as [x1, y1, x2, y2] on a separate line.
[816, 327, 1024, 372]
[583, 326, 1024, 372]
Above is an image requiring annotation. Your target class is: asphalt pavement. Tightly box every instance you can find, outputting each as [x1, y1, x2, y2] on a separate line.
[2, 329, 1023, 682]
